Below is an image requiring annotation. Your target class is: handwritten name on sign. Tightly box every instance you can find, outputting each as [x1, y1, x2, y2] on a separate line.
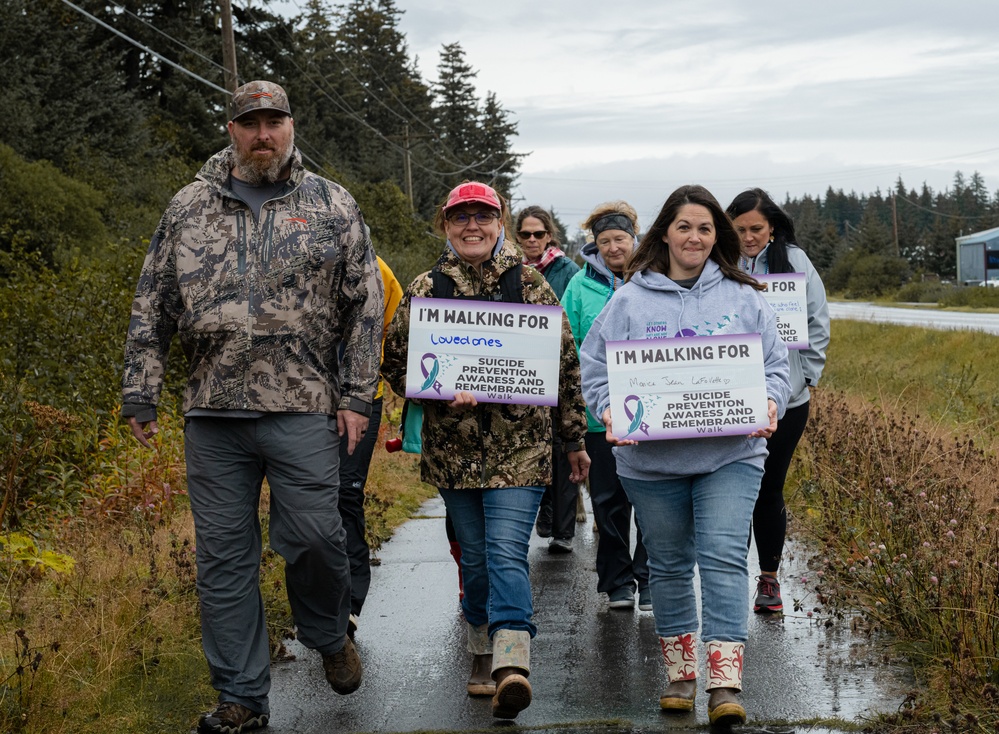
[607, 333, 769, 440]
[404, 296, 563, 406]
[753, 273, 808, 349]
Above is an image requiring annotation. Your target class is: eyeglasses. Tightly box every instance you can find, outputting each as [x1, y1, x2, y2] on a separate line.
[446, 211, 500, 226]
[517, 230, 548, 241]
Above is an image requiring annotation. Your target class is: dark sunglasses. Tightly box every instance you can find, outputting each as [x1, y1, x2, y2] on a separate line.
[517, 230, 548, 240]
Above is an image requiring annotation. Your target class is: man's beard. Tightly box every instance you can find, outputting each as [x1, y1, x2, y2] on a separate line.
[233, 132, 294, 185]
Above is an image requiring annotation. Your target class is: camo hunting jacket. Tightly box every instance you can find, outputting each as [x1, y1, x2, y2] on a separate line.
[121, 147, 383, 417]
[381, 241, 588, 489]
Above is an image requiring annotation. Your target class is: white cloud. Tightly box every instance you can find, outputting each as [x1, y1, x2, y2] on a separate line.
[279, 0, 999, 232]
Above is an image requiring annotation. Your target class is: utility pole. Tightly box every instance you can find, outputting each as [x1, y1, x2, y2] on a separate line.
[219, 0, 238, 105]
[891, 193, 900, 257]
[402, 124, 414, 213]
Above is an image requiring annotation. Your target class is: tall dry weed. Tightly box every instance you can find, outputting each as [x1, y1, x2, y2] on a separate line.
[791, 389, 999, 730]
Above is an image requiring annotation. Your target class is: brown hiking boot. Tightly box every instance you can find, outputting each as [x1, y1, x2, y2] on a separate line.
[322, 637, 363, 694]
[197, 701, 268, 733]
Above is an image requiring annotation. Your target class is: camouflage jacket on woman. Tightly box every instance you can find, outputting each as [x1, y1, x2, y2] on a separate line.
[381, 241, 588, 489]
[121, 147, 383, 418]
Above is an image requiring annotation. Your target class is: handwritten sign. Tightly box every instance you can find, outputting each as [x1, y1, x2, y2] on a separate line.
[754, 273, 808, 349]
[404, 296, 563, 406]
[607, 333, 769, 440]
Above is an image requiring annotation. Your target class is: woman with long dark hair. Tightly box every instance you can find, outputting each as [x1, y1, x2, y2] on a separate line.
[726, 188, 830, 614]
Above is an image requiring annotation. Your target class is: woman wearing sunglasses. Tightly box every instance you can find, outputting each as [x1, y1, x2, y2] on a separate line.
[515, 206, 581, 553]
[382, 182, 590, 719]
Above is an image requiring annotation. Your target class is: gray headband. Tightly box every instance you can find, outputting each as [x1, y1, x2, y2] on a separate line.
[591, 213, 635, 237]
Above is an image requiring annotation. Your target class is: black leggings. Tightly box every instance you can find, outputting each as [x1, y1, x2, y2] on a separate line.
[752, 401, 810, 574]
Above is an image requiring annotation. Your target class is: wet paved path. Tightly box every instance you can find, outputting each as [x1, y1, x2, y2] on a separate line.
[265, 496, 909, 733]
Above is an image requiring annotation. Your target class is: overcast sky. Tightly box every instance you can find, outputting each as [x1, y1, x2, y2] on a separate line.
[276, 0, 999, 234]
[387, 0, 999, 233]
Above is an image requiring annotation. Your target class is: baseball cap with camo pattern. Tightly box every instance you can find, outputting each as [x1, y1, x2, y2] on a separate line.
[230, 80, 292, 121]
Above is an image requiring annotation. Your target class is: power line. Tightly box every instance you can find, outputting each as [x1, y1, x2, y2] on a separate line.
[108, 1, 226, 76]
[273, 0, 519, 179]
[60, 0, 337, 174]
[58, 0, 230, 96]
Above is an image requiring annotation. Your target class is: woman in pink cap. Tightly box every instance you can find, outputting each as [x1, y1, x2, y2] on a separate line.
[382, 181, 590, 720]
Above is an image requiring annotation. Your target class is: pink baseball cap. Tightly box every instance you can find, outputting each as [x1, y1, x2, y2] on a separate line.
[443, 181, 501, 212]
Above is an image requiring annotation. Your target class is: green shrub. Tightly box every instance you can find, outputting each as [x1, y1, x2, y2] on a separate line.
[939, 285, 999, 309]
[0, 376, 93, 531]
[0, 243, 141, 415]
[0, 144, 108, 266]
[893, 281, 951, 303]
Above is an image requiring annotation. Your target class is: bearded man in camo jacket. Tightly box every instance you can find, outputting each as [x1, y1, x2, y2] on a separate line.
[121, 80, 383, 734]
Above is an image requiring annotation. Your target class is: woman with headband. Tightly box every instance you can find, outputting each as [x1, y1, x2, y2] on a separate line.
[561, 201, 650, 610]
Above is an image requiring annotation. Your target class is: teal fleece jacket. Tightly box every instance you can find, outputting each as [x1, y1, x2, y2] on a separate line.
[561, 243, 627, 432]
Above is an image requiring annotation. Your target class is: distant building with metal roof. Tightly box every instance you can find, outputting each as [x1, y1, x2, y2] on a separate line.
[956, 226, 999, 285]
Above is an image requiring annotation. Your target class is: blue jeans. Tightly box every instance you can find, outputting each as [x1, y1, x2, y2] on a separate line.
[621, 461, 763, 642]
[439, 486, 544, 638]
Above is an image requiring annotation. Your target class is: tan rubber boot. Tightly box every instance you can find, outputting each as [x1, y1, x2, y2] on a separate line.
[706, 640, 746, 725]
[491, 629, 531, 719]
[659, 633, 698, 712]
[466, 623, 495, 696]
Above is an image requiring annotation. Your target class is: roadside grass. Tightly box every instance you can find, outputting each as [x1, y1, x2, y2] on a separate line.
[786, 321, 999, 732]
[0, 397, 434, 733]
[820, 321, 999, 440]
[5, 322, 999, 731]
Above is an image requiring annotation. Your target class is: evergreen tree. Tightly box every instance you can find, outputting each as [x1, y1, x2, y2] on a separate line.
[476, 92, 521, 200]
[433, 43, 482, 181]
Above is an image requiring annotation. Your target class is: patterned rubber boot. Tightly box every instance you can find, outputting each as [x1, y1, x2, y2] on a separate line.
[706, 640, 746, 725]
[466, 622, 495, 696]
[659, 633, 697, 712]
[491, 629, 531, 719]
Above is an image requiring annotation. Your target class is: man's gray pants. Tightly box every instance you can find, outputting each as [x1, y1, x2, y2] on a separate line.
[185, 414, 351, 714]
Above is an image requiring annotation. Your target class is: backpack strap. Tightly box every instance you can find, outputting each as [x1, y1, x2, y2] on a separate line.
[498, 263, 524, 304]
[430, 267, 455, 299]
[429, 263, 523, 303]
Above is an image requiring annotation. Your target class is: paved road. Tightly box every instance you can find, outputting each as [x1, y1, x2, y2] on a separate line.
[263, 496, 910, 733]
[829, 301, 999, 335]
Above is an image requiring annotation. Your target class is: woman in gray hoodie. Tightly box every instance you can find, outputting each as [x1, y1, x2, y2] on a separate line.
[579, 185, 790, 725]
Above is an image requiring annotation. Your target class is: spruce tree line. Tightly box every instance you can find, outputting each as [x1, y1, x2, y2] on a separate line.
[2, 0, 999, 416]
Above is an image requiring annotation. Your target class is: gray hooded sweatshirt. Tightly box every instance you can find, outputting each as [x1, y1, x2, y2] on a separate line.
[579, 259, 791, 481]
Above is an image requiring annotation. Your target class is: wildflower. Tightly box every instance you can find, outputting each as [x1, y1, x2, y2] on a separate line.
[949, 519, 957, 526]
[900, 553, 907, 560]
[948, 560, 959, 568]
[946, 530, 955, 539]
[930, 576, 939, 585]
[918, 492, 926, 499]
[886, 501, 894, 508]
[885, 576, 892, 585]
[807, 611, 813, 618]
[923, 541, 931, 548]
[849, 566, 856, 573]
